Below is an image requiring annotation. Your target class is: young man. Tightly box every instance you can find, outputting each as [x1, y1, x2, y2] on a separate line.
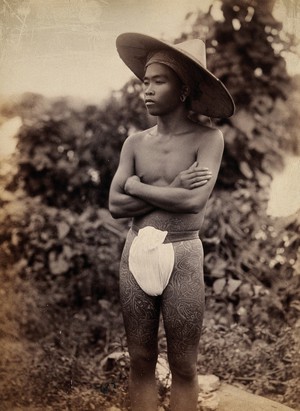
[109, 33, 234, 411]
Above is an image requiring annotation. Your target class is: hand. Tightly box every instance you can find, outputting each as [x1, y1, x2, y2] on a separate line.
[124, 175, 141, 195]
[170, 161, 212, 189]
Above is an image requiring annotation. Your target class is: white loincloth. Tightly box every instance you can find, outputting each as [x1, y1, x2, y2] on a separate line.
[128, 226, 175, 296]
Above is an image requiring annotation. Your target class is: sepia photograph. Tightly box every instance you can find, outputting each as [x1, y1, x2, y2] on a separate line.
[0, 1, 299, 410]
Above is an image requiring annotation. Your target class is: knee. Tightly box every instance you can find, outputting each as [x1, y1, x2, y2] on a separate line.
[169, 358, 197, 382]
[129, 347, 158, 373]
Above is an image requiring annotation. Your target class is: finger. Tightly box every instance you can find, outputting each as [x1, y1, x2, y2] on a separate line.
[184, 170, 211, 178]
[182, 175, 211, 186]
[194, 165, 209, 170]
[193, 171, 212, 177]
[186, 172, 212, 181]
[194, 169, 211, 175]
[191, 180, 209, 188]
[191, 177, 210, 185]
[200, 170, 212, 177]
[187, 167, 211, 173]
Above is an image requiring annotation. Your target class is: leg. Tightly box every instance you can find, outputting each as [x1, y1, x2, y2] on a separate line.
[162, 239, 205, 411]
[120, 230, 160, 411]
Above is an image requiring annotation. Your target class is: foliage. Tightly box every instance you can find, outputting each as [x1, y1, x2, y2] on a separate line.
[1, 89, 149, 212]
[180, 0, 298, 186]
[201, 191, 300, 326]
[0, 186, 127, 409]
[0, 0, 300, 409]
[0, 190, 125, 311]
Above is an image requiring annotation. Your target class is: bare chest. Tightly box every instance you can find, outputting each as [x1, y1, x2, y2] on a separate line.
[135, 136, 198, 185]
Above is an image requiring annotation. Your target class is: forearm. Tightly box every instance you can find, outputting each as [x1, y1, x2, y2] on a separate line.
[126, 181, 205, 214]
[109, 190, 154, 219]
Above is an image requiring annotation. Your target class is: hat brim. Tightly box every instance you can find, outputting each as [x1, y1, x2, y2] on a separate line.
[116, 32, 235, 118]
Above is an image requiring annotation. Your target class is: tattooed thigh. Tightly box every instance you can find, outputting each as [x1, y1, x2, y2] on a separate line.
[120, 230, 160, 353]
[162, 239, 205, 364]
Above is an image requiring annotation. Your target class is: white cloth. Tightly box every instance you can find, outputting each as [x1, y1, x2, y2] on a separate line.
[129, 226, 175, 296]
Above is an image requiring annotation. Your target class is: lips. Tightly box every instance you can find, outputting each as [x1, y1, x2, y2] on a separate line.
[145, 99, 155, 104]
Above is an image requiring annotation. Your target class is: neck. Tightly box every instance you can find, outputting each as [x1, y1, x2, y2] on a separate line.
[156, 107, 191, 136]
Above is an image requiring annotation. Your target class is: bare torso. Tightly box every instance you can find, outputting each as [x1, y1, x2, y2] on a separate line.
[132, 125, 211, 232]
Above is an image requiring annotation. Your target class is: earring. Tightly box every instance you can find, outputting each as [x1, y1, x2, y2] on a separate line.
[180, 95, 186, 102]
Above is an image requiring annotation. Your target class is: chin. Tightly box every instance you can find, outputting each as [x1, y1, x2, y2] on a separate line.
[147, 107, 170, 116]
[146, 107, 160, 116]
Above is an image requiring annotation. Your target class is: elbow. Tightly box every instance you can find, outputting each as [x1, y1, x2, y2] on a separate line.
[109, 205, 124, 219]
[108, 199, 123, 219]
[110, 210, 124, 219]
[189, 206, 202, 214]
[110, 209, 121, 219]
[182, 188, 212, 214]
[190, 208, 201, 214]
[184, 198, 205, 214]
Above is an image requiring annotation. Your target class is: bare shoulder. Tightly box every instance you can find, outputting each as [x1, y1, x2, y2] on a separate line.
[125, 126, 156, 145]
[194, 122, 223, 139]
[193, 123, 224, 150]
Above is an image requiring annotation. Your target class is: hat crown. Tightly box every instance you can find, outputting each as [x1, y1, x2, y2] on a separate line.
[174, 39, 206, 69]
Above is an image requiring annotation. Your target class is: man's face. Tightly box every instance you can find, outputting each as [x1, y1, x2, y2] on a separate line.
[143, 63, 182, 116]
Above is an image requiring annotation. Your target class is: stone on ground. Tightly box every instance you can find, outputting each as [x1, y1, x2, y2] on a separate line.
[218, 384, 297, 411]
[198, 374, 221, 393]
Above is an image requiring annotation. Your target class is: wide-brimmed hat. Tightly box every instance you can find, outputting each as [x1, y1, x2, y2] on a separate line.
[116, 32, 235, 118]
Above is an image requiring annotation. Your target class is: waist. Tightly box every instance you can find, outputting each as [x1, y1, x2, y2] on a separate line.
[133, 209, 205, 232]
[131, 224, 199, 243]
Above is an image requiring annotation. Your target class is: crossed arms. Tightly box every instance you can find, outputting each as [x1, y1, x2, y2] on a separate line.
[109, 130, 224, 219]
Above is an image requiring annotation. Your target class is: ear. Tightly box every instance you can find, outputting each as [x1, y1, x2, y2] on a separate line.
[181, 84, 190, 98]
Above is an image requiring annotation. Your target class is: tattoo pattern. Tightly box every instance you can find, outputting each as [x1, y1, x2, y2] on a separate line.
[120, 229, 205, 366]
[162, 239, 205, 366]
[134, 212, 202, 232]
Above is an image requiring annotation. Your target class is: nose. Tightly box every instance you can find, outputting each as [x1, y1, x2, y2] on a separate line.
[144, 85, 154, 96]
